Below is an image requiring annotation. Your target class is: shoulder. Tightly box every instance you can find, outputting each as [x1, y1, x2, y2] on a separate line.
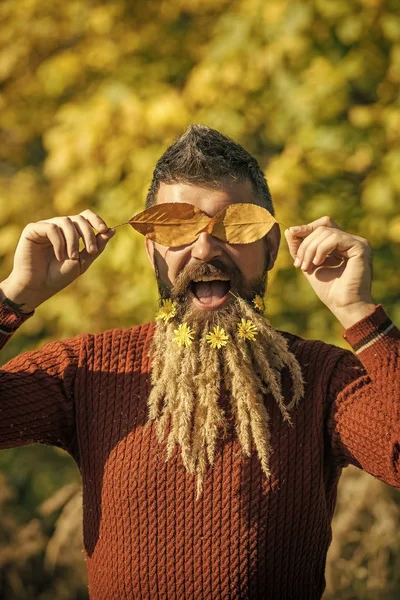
[277, 328, 360, 376]
[278, 329, 346, 357]
[275, 330, 367, 411]
[81, 321, 156, 357]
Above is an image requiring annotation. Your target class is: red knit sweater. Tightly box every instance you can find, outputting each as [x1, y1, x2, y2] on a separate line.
[0, 300, 399, 599]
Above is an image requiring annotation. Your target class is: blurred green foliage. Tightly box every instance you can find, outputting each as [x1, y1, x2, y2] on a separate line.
[0, 0, 399, 597]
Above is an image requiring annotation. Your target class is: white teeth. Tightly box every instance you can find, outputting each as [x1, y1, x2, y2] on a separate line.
[192, 275, 230, 283]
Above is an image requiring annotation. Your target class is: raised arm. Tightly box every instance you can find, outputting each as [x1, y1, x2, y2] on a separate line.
[0, 209, 115, 454]
[285, 215, 399, 488]
[326, 305, 400, 488]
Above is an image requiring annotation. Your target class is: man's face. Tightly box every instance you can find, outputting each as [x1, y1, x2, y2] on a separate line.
[145, 180, 281, 311]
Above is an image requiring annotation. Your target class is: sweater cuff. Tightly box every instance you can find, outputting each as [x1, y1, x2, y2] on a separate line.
[342, 304, 398, 358]
[0, 299, 35, 340]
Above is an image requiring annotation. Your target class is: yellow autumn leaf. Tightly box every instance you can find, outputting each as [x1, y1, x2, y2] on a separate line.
[207, 203, 276, 244]
[128, 202, 210, 246]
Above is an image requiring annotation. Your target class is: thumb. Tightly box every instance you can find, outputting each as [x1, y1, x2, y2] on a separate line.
[284, 228, 302, 260]
[79, 229, 116, 273]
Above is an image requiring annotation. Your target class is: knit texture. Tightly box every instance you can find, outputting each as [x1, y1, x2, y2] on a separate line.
[1, 301, 399, 599]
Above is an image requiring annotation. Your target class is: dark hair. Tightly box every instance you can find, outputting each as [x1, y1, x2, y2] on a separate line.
[145, 124, 275, 216]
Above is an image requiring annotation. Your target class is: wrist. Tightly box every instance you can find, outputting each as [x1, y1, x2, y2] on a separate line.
[0, 279, 37, 314]
[332, 300, 377, 330]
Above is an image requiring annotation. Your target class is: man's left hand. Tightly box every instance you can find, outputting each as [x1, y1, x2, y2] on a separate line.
[284, 216, 376, 329]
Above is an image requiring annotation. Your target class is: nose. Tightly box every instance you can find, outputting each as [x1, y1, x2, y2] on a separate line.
[191, 232, 223, 262]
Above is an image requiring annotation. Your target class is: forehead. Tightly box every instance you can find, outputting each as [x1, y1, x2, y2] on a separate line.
[156, 180, 255, 217]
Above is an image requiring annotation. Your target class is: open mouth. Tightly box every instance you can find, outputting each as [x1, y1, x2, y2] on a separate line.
[189, 275, 231, 310]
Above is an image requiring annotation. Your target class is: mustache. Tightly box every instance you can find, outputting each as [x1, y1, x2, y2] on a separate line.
[153, 251, 268, 306]
[171, 259, 243, 298]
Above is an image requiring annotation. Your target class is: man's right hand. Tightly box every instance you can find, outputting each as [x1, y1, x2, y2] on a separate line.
[0, 210, 116, 313]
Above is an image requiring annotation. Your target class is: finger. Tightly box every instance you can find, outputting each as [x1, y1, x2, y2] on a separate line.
[312, 235, 344, 267]
[79, 230, 115, 274]
[25, 222, 67, 262]
[284, 229, 303, 259]
[57, 217, 81, 260]
[298, 232, 337, 271]
[295, 230, 334, 268]
[79, 210, 110, 233]
[72, 216, 98, 254]
[289, 217, 342, 239]
[286, 225, 338, 262]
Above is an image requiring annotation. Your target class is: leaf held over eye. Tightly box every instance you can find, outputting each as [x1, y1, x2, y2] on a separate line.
[128, 203, 210, 246]
[208, 203, 276, 244]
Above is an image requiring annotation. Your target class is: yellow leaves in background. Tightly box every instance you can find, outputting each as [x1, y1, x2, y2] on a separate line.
[145, 92, 189, 136]
[0, 225, 22, 255]
[297, 57, 348, 121]
[362, 176, 396, 215]
[89, 4, 123, 35]
[266, 147, 310, 206]
[0, 0, 399, 345]
[345, 145, 374, 173]
[37, 51, 82, 97]
[388, 216, 400, 243]
[261, 0, 287, 25]
[388, 43, 400, 83]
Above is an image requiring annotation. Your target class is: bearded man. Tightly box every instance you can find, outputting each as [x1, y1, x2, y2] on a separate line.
[0, 124, 399, 600]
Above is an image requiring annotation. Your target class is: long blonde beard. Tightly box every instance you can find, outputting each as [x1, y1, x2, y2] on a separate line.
[145, 297, 305, 500]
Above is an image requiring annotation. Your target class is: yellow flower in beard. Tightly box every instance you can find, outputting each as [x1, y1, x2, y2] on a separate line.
[173, 323, 195, 347]
[156, 299, 177, 323]
[237, 318, 258, 341]
[206, 326, 230, 349]
[252, 295, 264, 312]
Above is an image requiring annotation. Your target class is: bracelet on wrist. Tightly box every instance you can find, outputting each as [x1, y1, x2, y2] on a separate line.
[2, 296, 34, 315]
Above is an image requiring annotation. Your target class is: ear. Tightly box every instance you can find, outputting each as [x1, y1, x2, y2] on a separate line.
[266, 223, 281, 270]
[145, 237, 156, 271]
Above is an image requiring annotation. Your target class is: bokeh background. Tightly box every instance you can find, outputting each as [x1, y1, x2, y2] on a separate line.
[0, 0, 400, 597]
